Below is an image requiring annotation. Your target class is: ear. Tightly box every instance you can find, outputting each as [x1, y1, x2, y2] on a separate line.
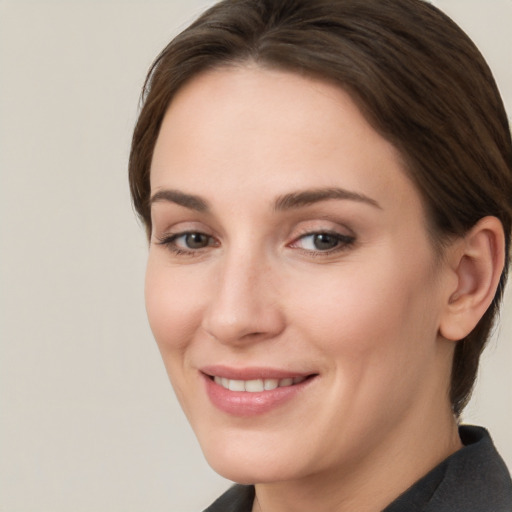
[439, 216, 505, 342]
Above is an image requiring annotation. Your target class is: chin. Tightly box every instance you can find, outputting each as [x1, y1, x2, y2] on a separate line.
[197, 427, 318, 485]
[205, 453, 299, 485]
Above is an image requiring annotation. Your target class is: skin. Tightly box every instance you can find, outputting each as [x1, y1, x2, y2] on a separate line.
[146, 66, 465, 512]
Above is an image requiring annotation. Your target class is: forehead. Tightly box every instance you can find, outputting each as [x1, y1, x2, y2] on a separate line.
[150, 66, 422, 220]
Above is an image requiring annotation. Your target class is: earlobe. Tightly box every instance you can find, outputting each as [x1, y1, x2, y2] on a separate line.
[439, 216, 505, 342]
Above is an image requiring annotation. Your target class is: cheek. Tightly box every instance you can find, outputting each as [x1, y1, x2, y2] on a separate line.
[144, 259, 211, 413]
[287, 253, 440, 362]
[144, 258, 206, 353]
[288, 260, 442, 435]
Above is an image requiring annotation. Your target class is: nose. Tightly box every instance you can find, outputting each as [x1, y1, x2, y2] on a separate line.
[201, 249, 286, 345]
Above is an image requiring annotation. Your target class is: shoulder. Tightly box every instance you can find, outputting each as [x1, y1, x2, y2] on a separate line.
[386, 425, 512, 512]
[203, 484, 254, 512]
[425, 426, 512, 512]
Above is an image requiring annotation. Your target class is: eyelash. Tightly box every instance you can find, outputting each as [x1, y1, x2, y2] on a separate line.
[289, 231, 356, 255]
[155, 230, 356, 257]
[156, 232, 218, 257]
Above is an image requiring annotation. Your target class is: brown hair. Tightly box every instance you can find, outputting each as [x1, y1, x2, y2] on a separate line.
[129, 0, 512, 415]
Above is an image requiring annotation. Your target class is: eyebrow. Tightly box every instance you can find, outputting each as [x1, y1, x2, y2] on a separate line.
[274, 187, 381, 211]
[150, 189, 210, 212]
[149, 186, 381, 212]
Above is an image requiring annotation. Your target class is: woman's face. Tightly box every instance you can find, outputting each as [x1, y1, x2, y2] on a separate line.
[146, 67, 455, 484]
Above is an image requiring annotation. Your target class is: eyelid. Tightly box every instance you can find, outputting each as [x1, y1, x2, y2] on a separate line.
[153, 222, 356, 257]
[152, 216, 221, 242]
[159, 231, 214, 245]
[152, 218, 216, 243]
[288, 228, 356, 255]
[154, 229, 219, 257]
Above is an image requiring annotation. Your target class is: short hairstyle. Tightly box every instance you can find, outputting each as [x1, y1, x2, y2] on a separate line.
[129, 0, 512, 415]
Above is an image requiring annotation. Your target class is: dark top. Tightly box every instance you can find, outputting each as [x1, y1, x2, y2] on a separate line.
[203, 426, 512, 512]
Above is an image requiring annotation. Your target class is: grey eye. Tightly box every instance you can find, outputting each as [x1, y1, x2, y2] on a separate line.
[312, 233, 340, 250]
[184, 233, 211, 249]
[292, 231, 355, 253]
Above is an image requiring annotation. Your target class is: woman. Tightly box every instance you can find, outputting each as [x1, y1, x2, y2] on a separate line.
[129, 0, 512, 510]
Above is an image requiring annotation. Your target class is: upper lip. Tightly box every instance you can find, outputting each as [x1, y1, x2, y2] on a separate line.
[200, 365, 316, 381]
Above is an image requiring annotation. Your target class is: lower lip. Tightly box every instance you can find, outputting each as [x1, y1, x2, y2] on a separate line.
[203, 374, 315, 417]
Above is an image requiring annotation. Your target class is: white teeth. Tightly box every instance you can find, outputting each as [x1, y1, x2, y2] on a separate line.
[245, 379, 265, 392]
[213, 376, 306, 392]
[264, 378, 279, 390]
[228, 379, 245, 392]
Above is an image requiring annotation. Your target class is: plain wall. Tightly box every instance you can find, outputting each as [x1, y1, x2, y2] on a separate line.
[0, 1, 510, 511]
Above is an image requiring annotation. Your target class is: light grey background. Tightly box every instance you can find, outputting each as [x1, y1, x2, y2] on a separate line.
[0, 1, 511, 511]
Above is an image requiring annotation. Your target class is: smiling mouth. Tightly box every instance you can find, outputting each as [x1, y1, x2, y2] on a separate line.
[203, 370, 318, 415]
[210, 375, 310, 392]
